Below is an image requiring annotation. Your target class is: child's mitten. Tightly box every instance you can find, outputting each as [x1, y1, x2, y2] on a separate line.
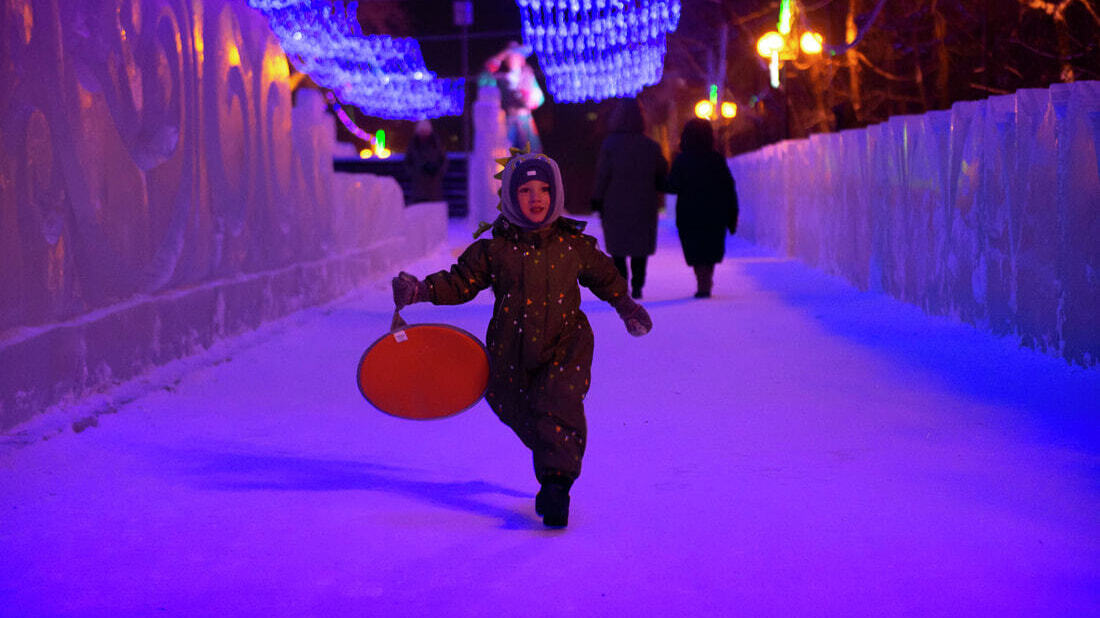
[610, 294, 652, 337]
[392, 271, 429, 309]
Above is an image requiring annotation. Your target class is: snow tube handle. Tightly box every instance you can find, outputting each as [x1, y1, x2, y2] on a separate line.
[391, 309, 408, 332]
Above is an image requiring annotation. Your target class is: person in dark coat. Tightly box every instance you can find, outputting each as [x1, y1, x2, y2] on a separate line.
[392, 152, 652, 528]
[404, 120, 448, 204]
[591, 98, 669, 299]
[666, 118, 739, 298]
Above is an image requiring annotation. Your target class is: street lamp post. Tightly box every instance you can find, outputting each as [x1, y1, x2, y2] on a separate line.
[755, 0, 822, 88]
[694, 84, 738, 155]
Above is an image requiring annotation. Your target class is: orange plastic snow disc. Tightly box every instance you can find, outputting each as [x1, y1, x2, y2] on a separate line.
[356, 318, 490, 420]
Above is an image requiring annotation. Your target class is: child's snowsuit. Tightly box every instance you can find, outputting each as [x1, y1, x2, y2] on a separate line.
[423, 214, 627, 483]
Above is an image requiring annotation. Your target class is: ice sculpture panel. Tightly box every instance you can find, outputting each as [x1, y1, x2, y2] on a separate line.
[0, 0, 443, 430]
[729, 82, 1100, 366]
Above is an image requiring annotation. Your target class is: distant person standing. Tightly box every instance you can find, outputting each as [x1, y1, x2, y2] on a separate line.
[404, 119, 448, 204]
[484, 42, 544, 152]
[591, 98, 668, 299]
[666, 119, 739, 299]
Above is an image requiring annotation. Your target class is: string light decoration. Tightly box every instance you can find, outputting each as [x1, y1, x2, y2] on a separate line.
[515, 0, 681, 103]
[325, 91, 393, 158]
[247, 0, 464, 119]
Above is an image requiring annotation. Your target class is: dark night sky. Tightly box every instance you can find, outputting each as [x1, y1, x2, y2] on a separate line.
[369, 0, 525, 79]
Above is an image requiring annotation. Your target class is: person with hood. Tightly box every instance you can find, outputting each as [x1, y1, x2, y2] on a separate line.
[391, 151, 652, 528]
[403, 119, 448, 204]
[666, 118, 739, 298]
[591, 98, 668, 299]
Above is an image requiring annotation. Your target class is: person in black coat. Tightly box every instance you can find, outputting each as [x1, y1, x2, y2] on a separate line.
[404, 120, 448, 204]
[666, 118, 739, 298]
[591, 98, 668, 299]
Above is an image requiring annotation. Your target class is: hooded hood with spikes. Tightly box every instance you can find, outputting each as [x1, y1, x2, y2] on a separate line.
[475, 147, 565, 237]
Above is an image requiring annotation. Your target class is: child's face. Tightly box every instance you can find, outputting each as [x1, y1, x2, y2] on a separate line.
[517, 179, 551, 224]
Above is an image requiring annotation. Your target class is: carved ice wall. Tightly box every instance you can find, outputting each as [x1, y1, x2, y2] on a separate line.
[730, 81, 1100, 367]
[0, 0, 445, 431]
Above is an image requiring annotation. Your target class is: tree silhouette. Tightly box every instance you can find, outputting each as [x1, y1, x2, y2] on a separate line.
[662, 0, 1099, 151]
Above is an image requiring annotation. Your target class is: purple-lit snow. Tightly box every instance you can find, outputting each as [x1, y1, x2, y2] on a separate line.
[1, 215, 1097, 616]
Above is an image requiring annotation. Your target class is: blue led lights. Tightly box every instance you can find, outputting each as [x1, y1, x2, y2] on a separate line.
[516, 0, 680, 102]
[247, 0, 464, 119]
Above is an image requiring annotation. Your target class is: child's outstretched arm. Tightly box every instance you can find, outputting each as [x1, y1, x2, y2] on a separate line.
[576, 238, 652, 337]
[391, 241, 493, 310]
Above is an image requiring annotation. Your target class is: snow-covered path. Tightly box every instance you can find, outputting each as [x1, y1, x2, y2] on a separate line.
[2, 215, 1097, 617]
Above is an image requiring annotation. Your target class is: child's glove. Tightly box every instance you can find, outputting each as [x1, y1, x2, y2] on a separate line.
[610, 294, 652, 337]
[392, 272, 429, 309]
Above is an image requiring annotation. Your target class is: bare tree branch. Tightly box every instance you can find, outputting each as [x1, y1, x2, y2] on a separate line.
[855, 50, 916, 82]
[968, 82, 1014, 94]
[1022, 0, 1100, 24]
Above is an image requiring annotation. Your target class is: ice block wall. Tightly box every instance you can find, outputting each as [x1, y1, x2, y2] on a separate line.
[0, 0, 445, 431]
[730, 81, 1100, 367]
[467, 83, 509, 235]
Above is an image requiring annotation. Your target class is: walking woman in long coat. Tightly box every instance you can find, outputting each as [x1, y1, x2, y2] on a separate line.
[666, 118, 739, 298]
[591, 98, 668, 299]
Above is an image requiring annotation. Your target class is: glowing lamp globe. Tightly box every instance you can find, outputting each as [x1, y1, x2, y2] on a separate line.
[757, 32, 785, 58]
[800, 32, 823, 55]
[695, 100, 715, 120]
[720, 102, 737, 119]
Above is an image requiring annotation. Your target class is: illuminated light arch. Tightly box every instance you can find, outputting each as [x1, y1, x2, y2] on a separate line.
[516, 0, 681, 103]
[247, 0, 464, 119]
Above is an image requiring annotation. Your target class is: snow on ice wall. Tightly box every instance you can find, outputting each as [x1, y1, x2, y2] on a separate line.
[0, 0, 445, 431]
[730, 82, 1100, 368]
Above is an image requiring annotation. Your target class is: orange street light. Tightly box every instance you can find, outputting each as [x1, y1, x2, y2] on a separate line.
[800, 32, 823, 55]
[695, 100, 716, 120]
[756, 0, 824, 87]
[756, 31, 785, 58]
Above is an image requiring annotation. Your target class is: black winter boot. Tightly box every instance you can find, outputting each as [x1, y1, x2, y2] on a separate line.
[693, 264, 715, 298]
[535, 478, 572, 528]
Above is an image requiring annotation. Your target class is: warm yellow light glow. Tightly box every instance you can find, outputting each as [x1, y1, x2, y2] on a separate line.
[800, 31, 824, 55]
[358, 148, 373, 159]
[720, 102, 737, 119]
[756, 32, 784, 58]
[193, 18, 204, 64]
[21, 2, 33, 44]
[227, 43, 241, 66]
[694, 100, 715, 120]
[266, 53, 290, 80]
[376, 147, 392, 159]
